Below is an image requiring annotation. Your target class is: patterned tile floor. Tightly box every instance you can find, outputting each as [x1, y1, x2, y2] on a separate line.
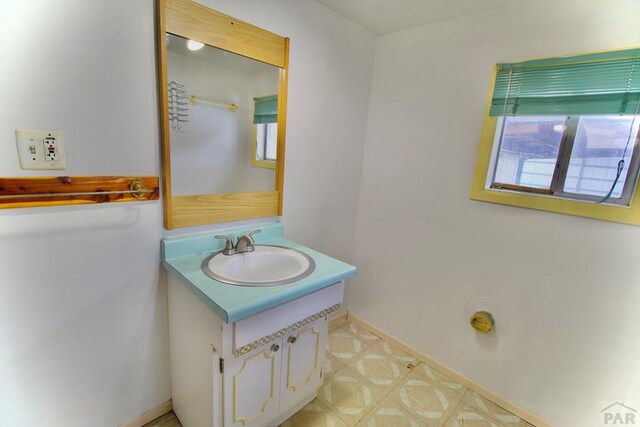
[145, 318, 535, 427]
[283, 318, 535, 427]
[142, 411, 181, 427]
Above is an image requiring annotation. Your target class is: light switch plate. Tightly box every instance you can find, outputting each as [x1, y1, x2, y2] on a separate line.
[15, 129, 67, 170]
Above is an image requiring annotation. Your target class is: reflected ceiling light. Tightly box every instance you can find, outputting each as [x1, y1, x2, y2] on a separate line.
[187, 40, 204, 51]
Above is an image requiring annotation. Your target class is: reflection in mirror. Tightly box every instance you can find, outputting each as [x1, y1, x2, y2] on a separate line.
[252, 95, 278, 169]
[165, 33, 280, 196]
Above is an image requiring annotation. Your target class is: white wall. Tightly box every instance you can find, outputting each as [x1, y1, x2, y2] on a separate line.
[0, 0, 374, 426]
[0, 1, 169, 426]
[349, 1, 640, 426]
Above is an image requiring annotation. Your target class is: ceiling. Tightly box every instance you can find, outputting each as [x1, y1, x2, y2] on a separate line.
[315, 0, 521, 35]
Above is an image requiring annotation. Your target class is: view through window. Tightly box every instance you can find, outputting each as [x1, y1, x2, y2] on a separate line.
[492, 115, 640, 204]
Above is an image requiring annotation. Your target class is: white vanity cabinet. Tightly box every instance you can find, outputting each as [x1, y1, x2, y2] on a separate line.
[223, 317, 327, 427]
[279, 318, 326, 413]
[222, 340, 282, 427]
[167, 276, 343, 427]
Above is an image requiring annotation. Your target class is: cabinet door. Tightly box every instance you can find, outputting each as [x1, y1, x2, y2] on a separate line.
[279, 317, 327, 412]
[223, 340, 282, 427]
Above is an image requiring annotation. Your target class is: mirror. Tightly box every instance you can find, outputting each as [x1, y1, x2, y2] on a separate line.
[166, 33, 280, 195]
[157, 0, 289, 229]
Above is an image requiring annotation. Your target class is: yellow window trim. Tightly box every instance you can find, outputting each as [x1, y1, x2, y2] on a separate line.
[469, 66, 640, 226]
[251, 124, 276, 169]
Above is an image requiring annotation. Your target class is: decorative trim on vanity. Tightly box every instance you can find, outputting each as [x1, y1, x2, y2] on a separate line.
[234, 304, 340, 357]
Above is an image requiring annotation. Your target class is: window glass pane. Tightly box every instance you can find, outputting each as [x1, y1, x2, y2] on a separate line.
[265, 123, 278, 161]
[494, 116, 567, 189]
[256, 123, 266, 160]
[563, 116, 640, 198]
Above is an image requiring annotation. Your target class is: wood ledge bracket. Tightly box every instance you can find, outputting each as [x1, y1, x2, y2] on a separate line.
[0, 176, 160, 209]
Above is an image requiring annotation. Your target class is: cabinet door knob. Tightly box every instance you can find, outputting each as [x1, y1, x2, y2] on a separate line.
[271, 344, 280, 353]
[287, 336, 297, 344]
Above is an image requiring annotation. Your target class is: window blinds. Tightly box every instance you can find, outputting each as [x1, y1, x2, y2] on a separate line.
[489, 48, 640, 116]
[253, 95, 278, 124]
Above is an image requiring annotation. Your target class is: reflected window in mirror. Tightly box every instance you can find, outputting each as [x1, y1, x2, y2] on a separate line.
[252, 95, 278, 169]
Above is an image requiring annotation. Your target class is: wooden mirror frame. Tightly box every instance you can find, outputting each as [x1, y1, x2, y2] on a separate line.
[156, 0, 289, 229]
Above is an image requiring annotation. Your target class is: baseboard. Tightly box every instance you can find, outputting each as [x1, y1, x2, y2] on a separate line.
[119, 399, 173, 427]
[346, 313, 552, 427]
[328, 310, 348, 329]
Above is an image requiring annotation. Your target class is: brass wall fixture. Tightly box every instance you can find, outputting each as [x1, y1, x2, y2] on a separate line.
[470, 311, 495, 334]
[129, 178, 148, 199]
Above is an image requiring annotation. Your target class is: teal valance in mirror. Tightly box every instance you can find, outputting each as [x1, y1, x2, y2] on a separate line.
[254, 95, 278, 123]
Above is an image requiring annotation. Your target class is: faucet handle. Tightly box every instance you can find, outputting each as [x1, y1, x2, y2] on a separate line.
[214, 235, 235, 255]
[241, 229, 261, 245]
[247, 229, 261, 240]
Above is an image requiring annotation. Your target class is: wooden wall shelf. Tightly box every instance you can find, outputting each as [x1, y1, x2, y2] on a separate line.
[0, 176, 160, 209]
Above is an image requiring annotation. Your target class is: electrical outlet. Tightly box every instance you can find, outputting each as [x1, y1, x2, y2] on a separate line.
[15, 129, 67, 170]
[44, 137, 59, 161]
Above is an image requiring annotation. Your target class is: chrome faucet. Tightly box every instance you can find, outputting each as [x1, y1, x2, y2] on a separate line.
[235, 229, 261, 253]
[215, 229, 261, 255]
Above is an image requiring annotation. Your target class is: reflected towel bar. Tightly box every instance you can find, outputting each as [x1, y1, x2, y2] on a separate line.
[189, 95, 238, 112]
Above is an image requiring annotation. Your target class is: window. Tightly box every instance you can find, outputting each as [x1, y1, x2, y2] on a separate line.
[255, 122, 278, 161]
[471, 48, 640, 225]
[252, 95, 278, 169]
[492, 115, 640, 204]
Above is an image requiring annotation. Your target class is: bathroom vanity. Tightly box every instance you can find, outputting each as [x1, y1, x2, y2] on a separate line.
[155, 3, 354, 425]
[162, 223, 356, 427]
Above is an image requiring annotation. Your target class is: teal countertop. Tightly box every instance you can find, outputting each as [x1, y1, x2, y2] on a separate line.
[161, 223, 356, 323]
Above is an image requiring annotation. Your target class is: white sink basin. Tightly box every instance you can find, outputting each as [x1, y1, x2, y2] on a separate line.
[202, 245, 315, 286]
